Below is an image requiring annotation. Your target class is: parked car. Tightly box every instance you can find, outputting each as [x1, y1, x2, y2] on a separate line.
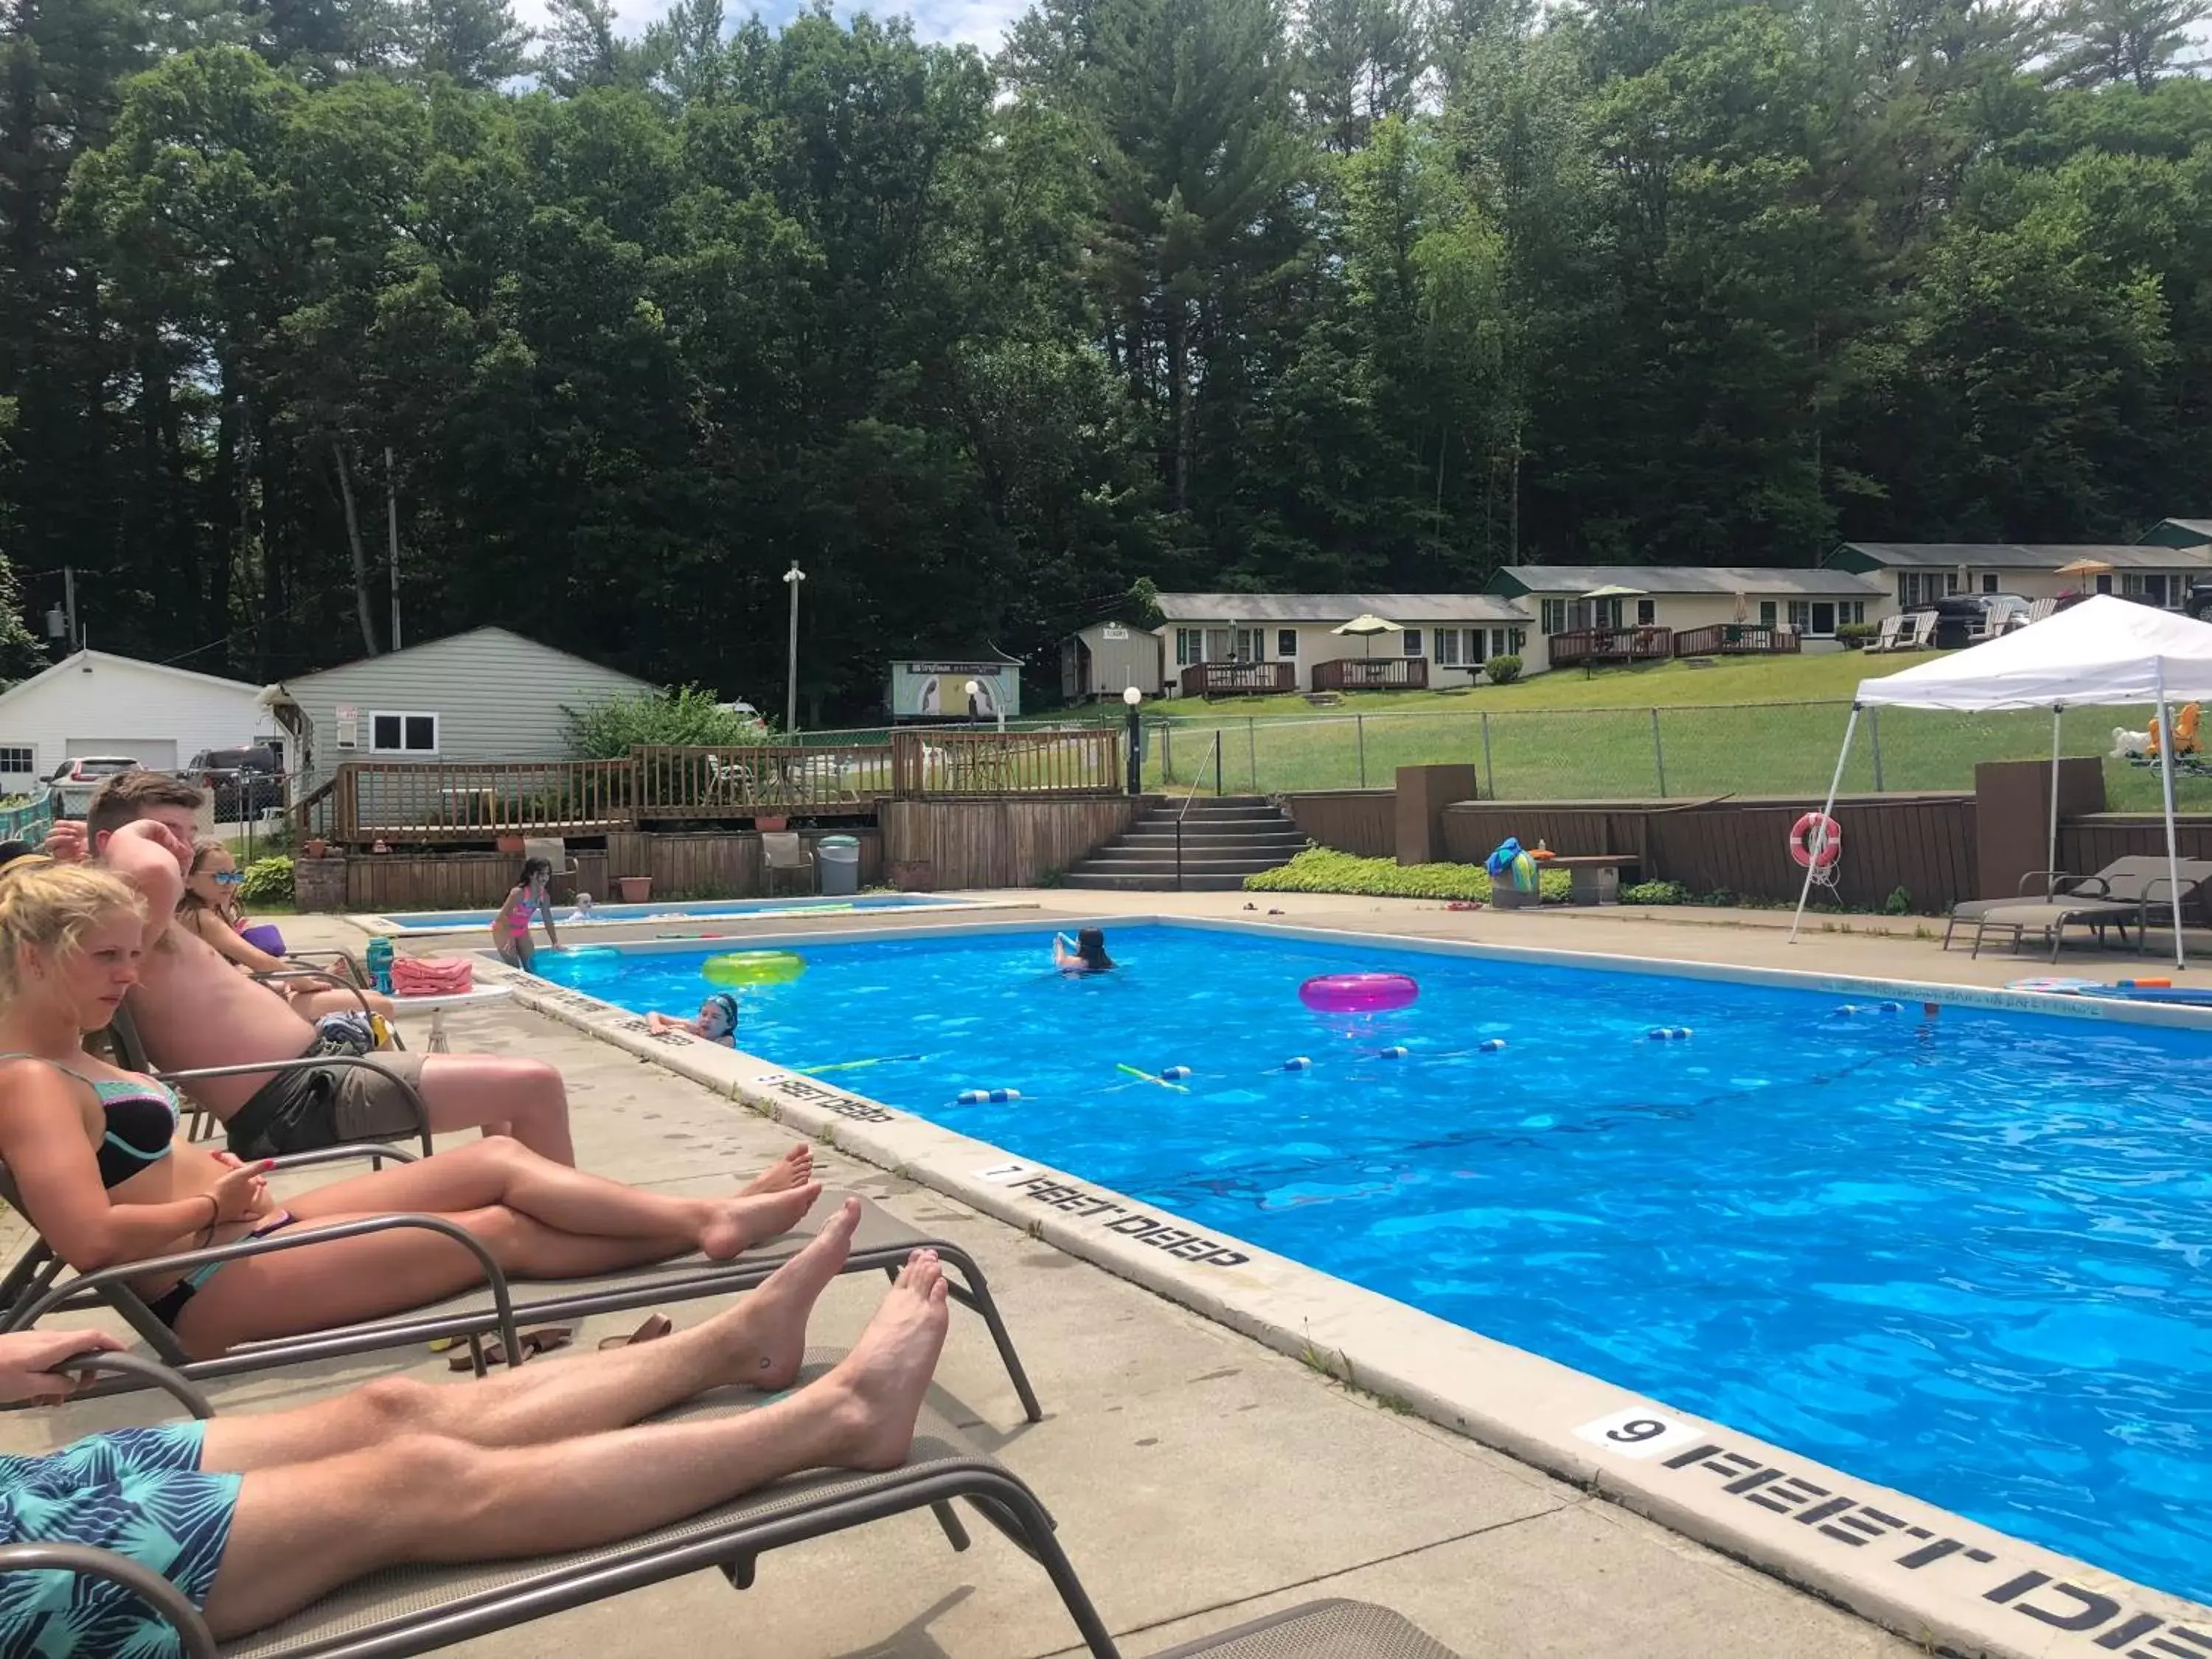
[187, 745, 285, 818]
[46, 755, 142, 816]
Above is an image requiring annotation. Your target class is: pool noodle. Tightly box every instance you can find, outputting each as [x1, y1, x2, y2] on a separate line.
[1115, 1062, 1189, 1093]
[805, 1054, 925, 1075]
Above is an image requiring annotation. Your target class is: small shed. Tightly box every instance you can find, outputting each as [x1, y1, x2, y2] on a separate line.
[263, 626, 653, 789]
[887, 653, 1023, 722]
[0, 650, 275, 792]
[1060, 621, 1163, 701]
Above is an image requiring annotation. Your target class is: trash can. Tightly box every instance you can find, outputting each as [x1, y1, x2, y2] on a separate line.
[818, 834, 860, 897]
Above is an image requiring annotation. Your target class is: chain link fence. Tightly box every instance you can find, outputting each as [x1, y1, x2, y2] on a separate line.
[1147, 700, 2187, 810]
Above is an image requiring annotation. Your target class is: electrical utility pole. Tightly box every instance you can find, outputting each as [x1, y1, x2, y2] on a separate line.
[386, 448, 403, 651]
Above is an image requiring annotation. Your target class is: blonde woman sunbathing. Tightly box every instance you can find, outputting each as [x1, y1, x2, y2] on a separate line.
[0, 845, 818, 1362]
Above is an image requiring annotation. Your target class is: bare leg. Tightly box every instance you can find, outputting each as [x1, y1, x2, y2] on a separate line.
[285, 987, 396, 1021]
[413, 1054, 574, 1165]
[199, 1253, 951, 1638]
[285, 1135, 820, 1259]
[196, 1201, 867, 1470]
[740, 1144, 813, 1197]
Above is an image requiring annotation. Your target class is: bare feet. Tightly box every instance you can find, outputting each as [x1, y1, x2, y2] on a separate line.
[740, 1144, 814, 1198]
[717, 1197, 860, 1390]
[819, 1250, 950, 1472]
[699, 1181, 821, 1261]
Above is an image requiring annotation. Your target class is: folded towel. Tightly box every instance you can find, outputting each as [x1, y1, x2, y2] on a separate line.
[392, 955, 474, 997]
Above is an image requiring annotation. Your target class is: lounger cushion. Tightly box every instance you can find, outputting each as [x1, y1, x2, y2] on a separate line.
[1149, 1598, 1464, 1658]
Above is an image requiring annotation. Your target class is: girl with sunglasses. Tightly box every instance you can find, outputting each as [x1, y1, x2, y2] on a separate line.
[177, 839, 394, 1021]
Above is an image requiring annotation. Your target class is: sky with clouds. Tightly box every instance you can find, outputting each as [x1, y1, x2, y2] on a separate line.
[511, 0, 1028, 52]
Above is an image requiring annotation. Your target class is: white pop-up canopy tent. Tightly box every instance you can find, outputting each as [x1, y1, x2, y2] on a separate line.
[1790, 596, 2212, 965]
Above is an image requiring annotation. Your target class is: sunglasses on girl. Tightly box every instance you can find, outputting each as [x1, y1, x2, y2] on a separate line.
[212, 871, 246, 885]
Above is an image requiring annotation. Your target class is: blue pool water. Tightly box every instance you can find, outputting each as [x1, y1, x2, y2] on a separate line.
[535, 923, 2212, 1603]
[385, 894, 957, 929]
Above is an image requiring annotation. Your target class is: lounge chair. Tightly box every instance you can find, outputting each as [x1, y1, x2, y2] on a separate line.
[1896, 609, 1936, 650]
[762, 831, 815, 895]
[0, 1349, 1113, 1659]
[1964, 857, 2212, 961]
[1152, 1599, 1464, 1658]
[2008, 597, 2057, 633]
[1941, 856, 2212, 952]
[1863, 613, 1905, 653]
[100, 1006, 431, 1152]
[0, 1183, 1043, 1421]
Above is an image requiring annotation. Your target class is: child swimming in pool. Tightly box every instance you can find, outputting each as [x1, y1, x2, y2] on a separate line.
[1053, 927, 1115, 974]
[646, 992, 739, 1047]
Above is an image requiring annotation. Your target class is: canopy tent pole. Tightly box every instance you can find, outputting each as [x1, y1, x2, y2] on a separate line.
[2045, 705, 2062, 900]
[1789, 703, 1860, 945]
[2155, 664, 2186, 970]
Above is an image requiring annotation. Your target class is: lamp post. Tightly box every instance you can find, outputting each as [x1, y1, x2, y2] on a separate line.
[1122, 685, 1143, 796]
[781, 562, 804, 734]
[964, 678, 1005, 734]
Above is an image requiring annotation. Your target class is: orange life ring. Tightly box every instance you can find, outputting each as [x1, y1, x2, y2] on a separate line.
[1790, 811, 1842, 870]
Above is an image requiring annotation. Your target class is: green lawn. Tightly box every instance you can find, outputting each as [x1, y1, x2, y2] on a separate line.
[1150, 650, 2194, 809]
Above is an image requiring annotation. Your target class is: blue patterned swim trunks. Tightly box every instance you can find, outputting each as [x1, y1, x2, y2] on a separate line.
[0, 1422, 240, 1658]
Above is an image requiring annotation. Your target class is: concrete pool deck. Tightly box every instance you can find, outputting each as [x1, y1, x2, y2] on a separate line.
[4, 899, 2204, 1657]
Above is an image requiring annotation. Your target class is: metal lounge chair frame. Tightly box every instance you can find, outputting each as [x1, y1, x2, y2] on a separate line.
[0, 1351, 1110, 1658]
[0, 1175, 1043, 1420]
[1942, 857, 2212, 952]
[102, 1006, 430, 1154]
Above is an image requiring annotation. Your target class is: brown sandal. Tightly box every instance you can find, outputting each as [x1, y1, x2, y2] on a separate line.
[598, 1312, 674, 1350]
[451, 1326, 574, 1370]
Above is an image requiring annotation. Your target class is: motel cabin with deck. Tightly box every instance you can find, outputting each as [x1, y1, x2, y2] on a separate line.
[1152, 593, 1532, 698]
[1823, 541, 2212, 611]
[1486, 566, 1895, 672]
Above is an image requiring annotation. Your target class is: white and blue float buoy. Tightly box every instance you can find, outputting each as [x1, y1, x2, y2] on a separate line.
[1647, 1026, 1693, 1041]
[1282, 1056, 1314, 1071]
[1832, 1001, 1904, 1018]
[956, 1087, 1021, 1105]
[1476, 1037, 1508, 1053]
[1376, 1046, 1410, 1060]
[1159, 1065, 1193, 1081]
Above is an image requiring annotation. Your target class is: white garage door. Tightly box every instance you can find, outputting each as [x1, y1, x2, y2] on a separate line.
[66, 738, 178, 771]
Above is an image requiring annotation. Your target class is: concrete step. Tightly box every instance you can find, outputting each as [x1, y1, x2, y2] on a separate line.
[1061, 872, 1258, 892]
[1081, 855, 1293, 876]
[1115, 829, 1307, 849]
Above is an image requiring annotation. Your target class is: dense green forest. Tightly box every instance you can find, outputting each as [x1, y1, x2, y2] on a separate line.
[1, 0, 2208, 716]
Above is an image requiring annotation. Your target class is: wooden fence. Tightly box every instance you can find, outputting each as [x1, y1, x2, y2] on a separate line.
[1311, 658, 1428, 692]
[343, 849, 611, 911]
[880, 796, 1148, 889]
[1434, 793, 1980, 912]
[303, 731, 1125, 844]
[1280, 790, 1394, 858]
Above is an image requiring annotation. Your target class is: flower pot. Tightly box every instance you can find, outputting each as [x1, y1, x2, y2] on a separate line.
[616, 875, 653, 903]
[303, 838, 329, 859]
[754, 815, 788, 832]
[496, 835, 526, 855]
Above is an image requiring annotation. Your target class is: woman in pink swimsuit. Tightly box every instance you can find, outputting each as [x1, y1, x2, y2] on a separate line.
[492, 857, 559, 972]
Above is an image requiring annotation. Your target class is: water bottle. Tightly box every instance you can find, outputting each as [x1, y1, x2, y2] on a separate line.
[365, 936, 395, 996]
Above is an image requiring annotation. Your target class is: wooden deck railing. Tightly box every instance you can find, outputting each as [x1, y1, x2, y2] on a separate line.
[632, 745, 891, 818]
[1179, 661, 1297, 699]
[1548, 626, 1674, 667]
[891, 728, 1124, 797]
[306, 730, 1129, 841]
[1672, 624, 1800, 657]
[324, 760, 635, 842]
[1310, 657, 1430, 692]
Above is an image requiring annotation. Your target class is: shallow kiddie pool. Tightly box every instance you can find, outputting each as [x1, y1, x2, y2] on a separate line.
[534, 922, 2212, 1606]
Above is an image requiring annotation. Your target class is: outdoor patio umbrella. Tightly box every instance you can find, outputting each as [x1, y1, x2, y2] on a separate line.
[1334, 613, 1402, 658]
[1788, 596, 2212, 967]
[2052, 558, 2114, 578]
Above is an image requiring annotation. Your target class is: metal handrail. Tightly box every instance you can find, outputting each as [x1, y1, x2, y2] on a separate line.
[1174, 731, 1224, 891]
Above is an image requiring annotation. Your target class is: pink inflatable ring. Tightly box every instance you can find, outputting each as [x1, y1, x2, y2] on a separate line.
[1298, 972, 1419, 1014]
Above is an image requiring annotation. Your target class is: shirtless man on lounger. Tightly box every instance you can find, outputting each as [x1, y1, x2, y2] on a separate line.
[50, 771, 803, 1184]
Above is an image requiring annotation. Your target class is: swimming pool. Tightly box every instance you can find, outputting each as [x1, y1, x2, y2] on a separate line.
[380, 894, 968, 930]
[535, 922, 2212, 1605]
